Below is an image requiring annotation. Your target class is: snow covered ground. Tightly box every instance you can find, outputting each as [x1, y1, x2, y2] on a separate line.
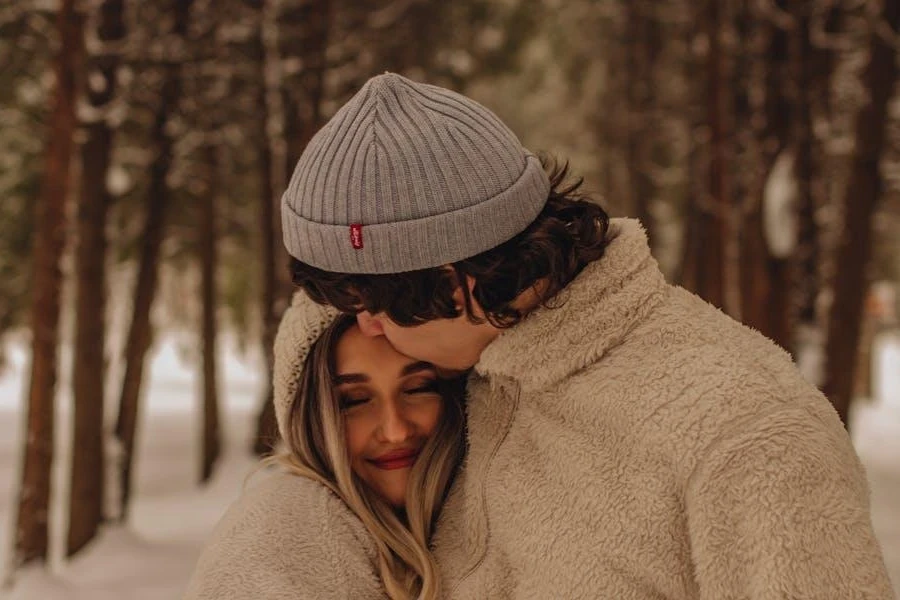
[0, 336, 262, 600]
[0, 332, 898, 599]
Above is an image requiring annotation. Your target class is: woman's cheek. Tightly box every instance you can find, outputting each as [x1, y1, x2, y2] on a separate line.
[344, 413, 373, 458]
[417, 397, 444, 435]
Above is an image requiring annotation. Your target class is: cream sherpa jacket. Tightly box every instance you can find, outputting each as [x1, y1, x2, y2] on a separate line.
[182, 469, 388, 599]
[185, 217, 892, 599]
[431, 218, 894, 599]
[183, 294, 386, 599]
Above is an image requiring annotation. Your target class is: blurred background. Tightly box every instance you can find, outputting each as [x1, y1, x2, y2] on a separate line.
[1, 0, 899, 597]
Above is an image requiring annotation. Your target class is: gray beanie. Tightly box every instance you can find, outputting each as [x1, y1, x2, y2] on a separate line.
[281, 73, 550, 274]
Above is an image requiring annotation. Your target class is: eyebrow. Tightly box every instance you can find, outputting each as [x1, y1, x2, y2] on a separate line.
[333, 361, 435, 385]
[401, 361, 436, 376]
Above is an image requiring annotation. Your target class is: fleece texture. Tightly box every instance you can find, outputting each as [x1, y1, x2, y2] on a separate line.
[182, 470, 387, 600]
[272, 290, 341, 440]
[431, 218, 894, 599]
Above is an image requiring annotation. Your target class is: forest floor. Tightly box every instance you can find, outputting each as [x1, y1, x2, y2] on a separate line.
[0, 332, 898, 599]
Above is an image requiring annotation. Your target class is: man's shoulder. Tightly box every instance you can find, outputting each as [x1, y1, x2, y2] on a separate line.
[625, 284, 803, 386]
[567, 284, 830, 442]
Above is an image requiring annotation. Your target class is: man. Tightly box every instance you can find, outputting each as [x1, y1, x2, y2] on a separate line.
[280, 73, 893, 598]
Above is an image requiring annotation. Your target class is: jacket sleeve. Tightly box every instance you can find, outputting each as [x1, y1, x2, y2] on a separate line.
[183, 472, 388, 600]
[684, 402, 894, 600]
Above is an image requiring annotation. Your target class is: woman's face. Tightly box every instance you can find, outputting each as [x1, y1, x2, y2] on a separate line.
[334, 324, 444, 507]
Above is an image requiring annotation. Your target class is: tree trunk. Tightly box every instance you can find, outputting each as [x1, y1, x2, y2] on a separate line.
[625, 3, 660, 251]
[706, 0, 734, 315]
[625, 3, 651, 238]
[252, 0, 284, 456]
[200, 144, 220, 483]
[740, 0, 791, 349]
[684, 1, 731, 312]
[791, 2, 842, 341]
[596, 16, 628, 221]
[679, 12, 707, 293]
[15, 0, 83, 568]
[822, 0, 899, 427]
[279, 0, 331, 174]
[790, 1, 820, 334]
[67, 0, 124, 557]
[255, 0, 331, 453]
[114, 0, 193, 520]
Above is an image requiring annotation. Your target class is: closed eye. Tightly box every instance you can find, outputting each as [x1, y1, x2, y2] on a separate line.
[339, 394, 371, 410]
[405, 382, 439, 395]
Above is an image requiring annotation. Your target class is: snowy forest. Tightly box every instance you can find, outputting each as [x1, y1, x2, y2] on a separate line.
[1, 0, 899, 596]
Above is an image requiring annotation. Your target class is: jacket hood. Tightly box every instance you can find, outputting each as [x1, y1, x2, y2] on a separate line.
[273, 291, 341, 440]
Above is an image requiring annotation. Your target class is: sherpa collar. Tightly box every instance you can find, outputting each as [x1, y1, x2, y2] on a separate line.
[474, 218, 667, 393]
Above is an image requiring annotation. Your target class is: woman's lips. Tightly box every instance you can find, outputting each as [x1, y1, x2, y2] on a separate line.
[369, 449, 419, 470]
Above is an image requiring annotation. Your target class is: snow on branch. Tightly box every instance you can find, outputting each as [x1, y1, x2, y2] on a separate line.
[867, 0, 900, 52]
[810, 0, 855, 51]
[0, 1, 43, 29]
[76, 94, 127, 126]
[367, 0, 419, 30]
[755, 0, 796, 30]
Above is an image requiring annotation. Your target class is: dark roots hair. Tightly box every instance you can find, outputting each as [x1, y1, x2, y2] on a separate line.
[291, 156, 610, 328]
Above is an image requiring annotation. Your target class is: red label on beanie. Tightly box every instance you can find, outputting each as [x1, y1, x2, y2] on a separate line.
[350, 224, 363, 249]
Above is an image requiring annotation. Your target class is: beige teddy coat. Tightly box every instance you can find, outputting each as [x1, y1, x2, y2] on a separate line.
[183, 296, 384, 598]
[185, 218, 893, 599]
[430, 218, 893, 599]
[181, 469, 388, 599]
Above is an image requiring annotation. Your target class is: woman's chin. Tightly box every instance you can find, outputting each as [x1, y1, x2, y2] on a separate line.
[380, 484, 407, 509]
[363, 468, 411, 508]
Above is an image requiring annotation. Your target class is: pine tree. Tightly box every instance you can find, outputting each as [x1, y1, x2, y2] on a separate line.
[15, 0, 83, 567]
[68, 0, 126, 556]
[200, 143, 220, 482]
[115, 0, 194, 519]
[823, 0, 899, 426]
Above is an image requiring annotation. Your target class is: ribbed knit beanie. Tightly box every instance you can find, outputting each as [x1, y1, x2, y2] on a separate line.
[281, 73, 550, 274]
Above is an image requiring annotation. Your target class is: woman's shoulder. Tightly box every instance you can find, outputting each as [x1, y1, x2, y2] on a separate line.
[237, 467, 358, 520]
[206, 469, 364, 540]
[183, 468, 386, 600]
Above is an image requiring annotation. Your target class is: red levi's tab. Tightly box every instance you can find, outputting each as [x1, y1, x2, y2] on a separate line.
[350, 224, 363, 249]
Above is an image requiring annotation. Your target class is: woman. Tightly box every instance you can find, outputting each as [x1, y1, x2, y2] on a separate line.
[183, 292, 466, 600]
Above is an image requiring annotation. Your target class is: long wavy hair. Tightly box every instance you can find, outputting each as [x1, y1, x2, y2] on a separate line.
[268, 314, 466, 600]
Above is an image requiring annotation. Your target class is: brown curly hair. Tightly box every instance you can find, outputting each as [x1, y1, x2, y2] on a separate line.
[290, 157, 610, 328]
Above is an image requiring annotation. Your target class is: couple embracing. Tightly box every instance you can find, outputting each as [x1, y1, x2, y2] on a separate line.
[184, 74, 893, 599]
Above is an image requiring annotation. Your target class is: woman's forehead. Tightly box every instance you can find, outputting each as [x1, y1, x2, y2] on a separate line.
[334, 324, 425, 376]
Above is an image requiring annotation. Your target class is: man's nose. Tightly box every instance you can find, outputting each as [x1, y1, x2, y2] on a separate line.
[356, 311, 385, 337]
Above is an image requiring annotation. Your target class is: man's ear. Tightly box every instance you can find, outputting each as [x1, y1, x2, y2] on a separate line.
[356, 311, 385, 336]
[449, 272, 477, 314]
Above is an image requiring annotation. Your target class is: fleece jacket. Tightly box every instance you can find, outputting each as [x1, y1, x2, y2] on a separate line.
[431, 218, 894, 599]
[182, 470, 387, 599]
[185, 217, 893, 599]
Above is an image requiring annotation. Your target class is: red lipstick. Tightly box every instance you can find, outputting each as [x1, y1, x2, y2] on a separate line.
[370, 448, 420, 470]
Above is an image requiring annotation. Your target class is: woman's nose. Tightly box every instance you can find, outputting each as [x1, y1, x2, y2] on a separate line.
[377, 401, 413, 443]
[356, 311, 385, 337]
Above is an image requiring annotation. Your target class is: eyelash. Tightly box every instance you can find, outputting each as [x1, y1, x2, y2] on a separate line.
[338, 382, 439, 410]
[339, 396, 369, 410]
[406, 381, 439, 395]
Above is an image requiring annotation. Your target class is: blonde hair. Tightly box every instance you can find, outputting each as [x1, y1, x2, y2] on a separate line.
[266, 314, 465, 600]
